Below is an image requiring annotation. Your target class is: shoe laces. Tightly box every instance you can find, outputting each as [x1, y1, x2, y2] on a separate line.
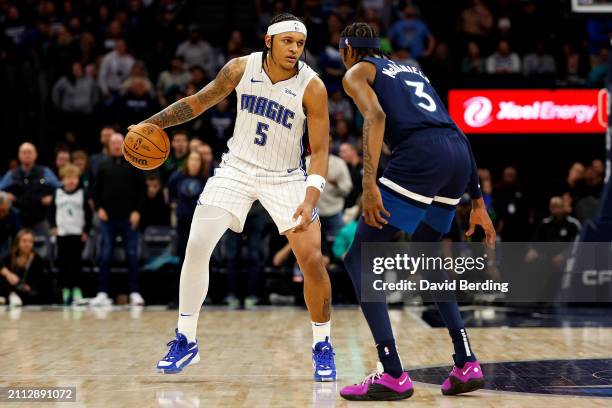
[360, 362, 385, 385]
[314, 345, 335, 367]
[164, 335, 187, 360]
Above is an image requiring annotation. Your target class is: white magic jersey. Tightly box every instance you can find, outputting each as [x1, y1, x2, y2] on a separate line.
[223, 52, 318, 174]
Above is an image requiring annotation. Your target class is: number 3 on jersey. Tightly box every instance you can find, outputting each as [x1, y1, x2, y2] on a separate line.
[254, 122, 268, 146]
[404, 80, 437, 113]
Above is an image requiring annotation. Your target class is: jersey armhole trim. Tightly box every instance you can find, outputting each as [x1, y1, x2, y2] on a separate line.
[355, 59, 378, 88]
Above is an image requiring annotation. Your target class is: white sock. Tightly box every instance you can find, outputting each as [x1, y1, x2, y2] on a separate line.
[176, 205, 232, 344]
[312, 320, 331, 348]
[178, 313, 199, 343]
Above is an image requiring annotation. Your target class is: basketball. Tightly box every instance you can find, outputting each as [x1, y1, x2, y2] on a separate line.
[123, 123, 170, 170]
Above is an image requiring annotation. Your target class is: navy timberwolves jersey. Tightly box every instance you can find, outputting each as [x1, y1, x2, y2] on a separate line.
[362, 57, 455, 149]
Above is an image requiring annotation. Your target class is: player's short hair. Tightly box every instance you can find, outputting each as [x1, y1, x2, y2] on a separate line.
[59, 163, 81, 179]
[340, 22, 386, 61]
[262, 13, 306, 74]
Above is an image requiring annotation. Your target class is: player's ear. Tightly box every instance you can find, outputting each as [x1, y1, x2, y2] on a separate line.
[265, 34, 272, 50]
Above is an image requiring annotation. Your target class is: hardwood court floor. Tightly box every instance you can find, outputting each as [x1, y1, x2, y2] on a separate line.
[1, 306, 611, 407]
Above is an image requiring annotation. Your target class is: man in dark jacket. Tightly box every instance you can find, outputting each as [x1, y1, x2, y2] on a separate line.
[0, 143, 61, 232]
[92, 133, 146, 307]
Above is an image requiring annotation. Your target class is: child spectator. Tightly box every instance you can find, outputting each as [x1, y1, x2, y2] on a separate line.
[50, 164, 92, 305]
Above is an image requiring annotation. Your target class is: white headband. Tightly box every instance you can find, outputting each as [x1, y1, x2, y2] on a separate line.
[267, 20, 307, 37]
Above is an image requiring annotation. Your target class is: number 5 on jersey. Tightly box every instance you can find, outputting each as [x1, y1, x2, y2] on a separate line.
[254, 122, 268, 146]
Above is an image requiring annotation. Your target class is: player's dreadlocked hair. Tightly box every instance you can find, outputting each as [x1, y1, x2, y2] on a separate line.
[262, 13, 306, 72]
[340, 22, 386, 61]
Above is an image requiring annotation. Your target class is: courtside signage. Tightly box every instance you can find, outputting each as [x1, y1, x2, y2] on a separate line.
[449, 89, 608, 133]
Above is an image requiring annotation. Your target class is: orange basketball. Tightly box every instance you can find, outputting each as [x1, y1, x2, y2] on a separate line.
[123, 123, 170, 170]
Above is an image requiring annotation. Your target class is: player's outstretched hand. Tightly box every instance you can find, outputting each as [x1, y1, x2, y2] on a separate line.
[466, 197, 496, 247]
[362, 184, 390, 230]
[292, 201, 314, 233]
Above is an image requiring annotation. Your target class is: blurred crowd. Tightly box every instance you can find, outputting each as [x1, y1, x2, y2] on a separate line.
[0, 0, 609, 306]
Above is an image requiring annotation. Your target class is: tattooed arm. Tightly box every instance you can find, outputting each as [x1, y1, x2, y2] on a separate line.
[140, 57, 247, 129]
[342, 62, 389, 229]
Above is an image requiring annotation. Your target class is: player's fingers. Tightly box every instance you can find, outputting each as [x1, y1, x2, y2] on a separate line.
[365, 209, 382, 229]
[292, 208, 303, 222]
[466, 222, 476, 237]
[380, 204, 391, 218]
[373, 210, 388, 226]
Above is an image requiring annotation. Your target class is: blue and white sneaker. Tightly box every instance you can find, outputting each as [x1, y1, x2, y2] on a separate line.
[156, 329, 200, 374]
[313, 337, 336, 382]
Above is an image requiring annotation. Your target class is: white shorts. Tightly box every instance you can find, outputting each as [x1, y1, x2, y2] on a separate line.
[198, 163, 317, 234]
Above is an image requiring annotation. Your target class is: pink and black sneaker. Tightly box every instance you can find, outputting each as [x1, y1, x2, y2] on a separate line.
[340, 363, 414, 401]
[441, 360, 485, 395]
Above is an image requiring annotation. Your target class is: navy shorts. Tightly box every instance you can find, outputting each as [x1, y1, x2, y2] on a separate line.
[378, 127, 472, 234]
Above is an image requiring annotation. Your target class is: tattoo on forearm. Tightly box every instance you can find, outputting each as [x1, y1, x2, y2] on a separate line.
[195, 63, 239, 106]
[362, 119, 375, 183]
[143, 100, 194, 128]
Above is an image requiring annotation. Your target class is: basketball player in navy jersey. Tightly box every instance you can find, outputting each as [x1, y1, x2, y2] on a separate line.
[336, 23, 496, 401]
[137, 14, 336, 381]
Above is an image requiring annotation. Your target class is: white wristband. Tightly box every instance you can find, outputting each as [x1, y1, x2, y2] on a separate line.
[306, 174, 326, 192]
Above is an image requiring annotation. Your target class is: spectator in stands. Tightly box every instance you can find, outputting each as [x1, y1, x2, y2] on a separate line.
[591, 159, 605, 180]
[574, 165, 604, 222]
[387, 5, 435, 60]
[71, 150, 91, 191]
[168, 151, 209, 263]
[332, 119, 357, 152]
[98, 38, 135, 103]
[189, 137, 203, 153]
[523, 41, 556, 76]
[328, 87, 354, 122]
[0, 192, 20, 257]
[140, 173, 171, 230]
[306, 143, 352, 255]
[162, 131, 190, 181]
[224, 202, 268, 310]
[332, 204, 360, 260]
[176, 27, 216, 74]
[561, 162, 586, 214]
[390, 47, 420, 68]
[459, 0, 494, 44]
[0, 143, 61, 231]
[197, 142, 217, 174]
[338, 142, 362, 209]
[529, 196, 581, 244]
[525, 196, 581, 291]
[188, 65, 208, 90]
[0, 229, 48, 306]
[120, 60, 155, 98]
[587, 47, 609, 88]
[89, 126, 114, 180]
[225, 30, 248, 62]
[93, 133, 146, 307]
[207, 98, 234, 155]
[156, 56, 191, 107]
[319, 32, 345, 91]
[486, 40, 521, 74]
[52, 61, 99, 126]
[114, 77, 158, 129]
[461, 42, 485, 75]
[54, 145, 71, 177]
[50, 164, 91, 306]
[493, 166, 532, 241]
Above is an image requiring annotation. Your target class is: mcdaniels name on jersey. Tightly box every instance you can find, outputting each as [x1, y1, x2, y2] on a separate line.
[240, 94, 296, 130]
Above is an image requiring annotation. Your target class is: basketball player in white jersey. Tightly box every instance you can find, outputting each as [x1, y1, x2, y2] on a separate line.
[138, 14, 336, 381]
